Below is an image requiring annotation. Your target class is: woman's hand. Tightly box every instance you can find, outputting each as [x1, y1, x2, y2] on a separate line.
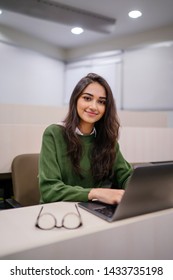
[88, 188, 125, 205]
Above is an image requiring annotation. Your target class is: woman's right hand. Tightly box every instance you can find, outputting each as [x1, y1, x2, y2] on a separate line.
[88, 188, 125, 205]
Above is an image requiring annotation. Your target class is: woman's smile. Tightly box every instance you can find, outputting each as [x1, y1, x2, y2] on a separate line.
[85, 110, 98, 116]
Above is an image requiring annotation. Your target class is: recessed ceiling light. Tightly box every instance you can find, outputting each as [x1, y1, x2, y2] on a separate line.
[128, 10, 142, 19]
[0, 10, 3, 15]
[71, 27, 84, 35]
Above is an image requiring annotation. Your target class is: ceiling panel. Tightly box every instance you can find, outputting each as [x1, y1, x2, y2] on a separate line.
[0, 0, 173, 49]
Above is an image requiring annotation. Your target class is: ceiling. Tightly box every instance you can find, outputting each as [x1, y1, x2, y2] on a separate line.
[0, 0, 173, 50]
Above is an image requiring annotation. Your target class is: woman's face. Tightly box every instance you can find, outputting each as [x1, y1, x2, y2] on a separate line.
[77, 82, 106, 132]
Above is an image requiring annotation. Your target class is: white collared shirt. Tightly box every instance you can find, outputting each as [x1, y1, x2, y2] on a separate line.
[75, 127, 96, 136]
[57, 122, 96, 136]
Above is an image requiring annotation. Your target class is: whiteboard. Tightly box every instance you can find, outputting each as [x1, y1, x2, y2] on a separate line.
[123, 43, 173, 110]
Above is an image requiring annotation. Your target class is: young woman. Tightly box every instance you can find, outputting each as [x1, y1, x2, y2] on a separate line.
[39, 73, 132, 205]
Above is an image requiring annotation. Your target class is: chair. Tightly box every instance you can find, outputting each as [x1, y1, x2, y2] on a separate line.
[7, 154, 40, 207]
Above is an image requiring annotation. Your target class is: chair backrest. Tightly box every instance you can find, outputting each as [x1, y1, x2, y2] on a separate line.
[11, 154, 40, 206]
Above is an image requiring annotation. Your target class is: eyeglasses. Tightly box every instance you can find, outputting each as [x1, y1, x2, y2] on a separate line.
[35, 204, 83, 230]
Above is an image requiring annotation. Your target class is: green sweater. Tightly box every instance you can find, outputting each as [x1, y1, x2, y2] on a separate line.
[39, 124, 133, 203]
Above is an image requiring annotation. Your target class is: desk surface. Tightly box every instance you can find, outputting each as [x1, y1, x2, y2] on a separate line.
[0, 202, 173, 260]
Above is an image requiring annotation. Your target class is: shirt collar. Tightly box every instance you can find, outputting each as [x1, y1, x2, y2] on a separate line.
[75, 127, 96, 137]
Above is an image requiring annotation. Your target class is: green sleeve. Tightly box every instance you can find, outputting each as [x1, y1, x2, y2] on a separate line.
[39, 125, 91, 203]
[114, 143, 133, 189]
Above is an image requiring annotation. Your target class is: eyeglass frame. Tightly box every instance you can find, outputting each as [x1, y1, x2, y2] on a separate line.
[35, 204, 83, 230]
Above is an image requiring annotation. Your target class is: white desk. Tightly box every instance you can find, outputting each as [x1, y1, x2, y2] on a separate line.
[0, 202, 173, 260]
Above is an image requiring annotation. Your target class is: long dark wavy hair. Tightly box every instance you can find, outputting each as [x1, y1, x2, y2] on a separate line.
[63, 73, 120, 183]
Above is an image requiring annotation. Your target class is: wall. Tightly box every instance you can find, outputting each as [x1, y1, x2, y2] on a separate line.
[1, 39, 173, 125]
[1, 23, 173, 111]
[0, 41, 65, 106]
[123, 43, 173, 110]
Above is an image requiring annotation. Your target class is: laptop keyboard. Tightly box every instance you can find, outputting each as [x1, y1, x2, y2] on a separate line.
[95, 206, 116, 218]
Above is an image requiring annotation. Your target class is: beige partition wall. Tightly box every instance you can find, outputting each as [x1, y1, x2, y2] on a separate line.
[119, 127, 173, 163]
[0, 104, 172, 173]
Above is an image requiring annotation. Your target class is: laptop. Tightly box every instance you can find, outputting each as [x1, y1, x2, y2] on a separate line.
[78, 163, 173, 222]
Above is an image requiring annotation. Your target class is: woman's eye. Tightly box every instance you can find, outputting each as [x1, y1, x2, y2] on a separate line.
[83, 96, 91, 101]
[98, 100, 106, 105]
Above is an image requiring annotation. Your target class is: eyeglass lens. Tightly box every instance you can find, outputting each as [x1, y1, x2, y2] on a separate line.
[62, 213, 81, 229]
[38, 213, 56, 230]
